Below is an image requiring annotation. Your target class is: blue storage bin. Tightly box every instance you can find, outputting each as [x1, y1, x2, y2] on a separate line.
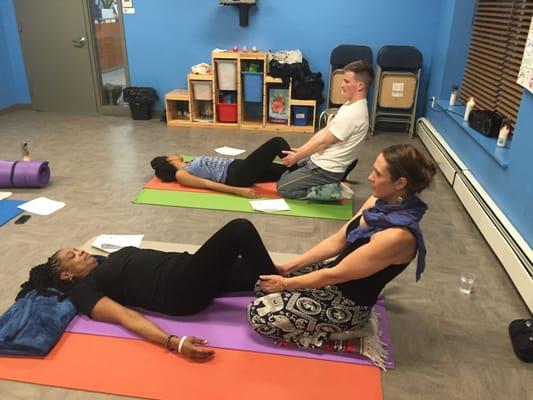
[292, 106, 311, 126]
[242, 72, 263, 102]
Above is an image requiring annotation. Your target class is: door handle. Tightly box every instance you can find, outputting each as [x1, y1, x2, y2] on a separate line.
[72, 36, 86, 48]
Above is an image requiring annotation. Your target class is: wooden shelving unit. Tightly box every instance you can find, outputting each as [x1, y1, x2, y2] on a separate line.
[165, 51, 317, 133]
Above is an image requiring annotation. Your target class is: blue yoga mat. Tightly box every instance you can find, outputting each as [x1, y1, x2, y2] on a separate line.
[0, 199, 25, 226]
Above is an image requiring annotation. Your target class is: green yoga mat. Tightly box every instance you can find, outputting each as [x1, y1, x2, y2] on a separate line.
[133, 189, 352, 220]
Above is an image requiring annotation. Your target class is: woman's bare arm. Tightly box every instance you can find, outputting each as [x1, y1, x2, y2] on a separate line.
[176, 169, 256, 198]
[90, 296, 214, 361]
[262, 227, 416, 292]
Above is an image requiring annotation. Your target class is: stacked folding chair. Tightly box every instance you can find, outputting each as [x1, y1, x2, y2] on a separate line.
[370, 45, 422, 137]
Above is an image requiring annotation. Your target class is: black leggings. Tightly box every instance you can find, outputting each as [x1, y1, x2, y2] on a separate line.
[225, 137, 290, 187]
[173, 219, 277, 314]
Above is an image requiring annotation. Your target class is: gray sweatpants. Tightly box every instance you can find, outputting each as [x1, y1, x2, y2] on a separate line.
[276, 160, 344, 199]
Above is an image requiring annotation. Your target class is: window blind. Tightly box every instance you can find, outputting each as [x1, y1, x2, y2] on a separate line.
[460, 0, 533, 129]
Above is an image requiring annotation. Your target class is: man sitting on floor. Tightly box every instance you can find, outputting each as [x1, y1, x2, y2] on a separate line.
[276, 60, 374, 199]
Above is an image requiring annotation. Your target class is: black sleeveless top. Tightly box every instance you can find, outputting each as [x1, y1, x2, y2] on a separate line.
[332, 216, 410, 306]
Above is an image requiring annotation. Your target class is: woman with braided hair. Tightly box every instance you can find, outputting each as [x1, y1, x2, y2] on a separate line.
[16, 218, 278, 362]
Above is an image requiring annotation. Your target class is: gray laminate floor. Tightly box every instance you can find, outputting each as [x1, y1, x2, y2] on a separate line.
[0, 110, 531, 400]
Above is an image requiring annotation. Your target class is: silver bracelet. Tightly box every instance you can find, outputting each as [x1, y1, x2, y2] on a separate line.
[178, 336, 188, 354]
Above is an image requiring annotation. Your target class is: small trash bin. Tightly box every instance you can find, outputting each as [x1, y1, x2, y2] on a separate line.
[123, 87, 159, 120]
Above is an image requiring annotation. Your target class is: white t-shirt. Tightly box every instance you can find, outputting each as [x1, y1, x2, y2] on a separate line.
[310, 99, 369, 173]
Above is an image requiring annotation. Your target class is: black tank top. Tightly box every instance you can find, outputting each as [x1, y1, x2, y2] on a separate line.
[332, 216, 410, 306]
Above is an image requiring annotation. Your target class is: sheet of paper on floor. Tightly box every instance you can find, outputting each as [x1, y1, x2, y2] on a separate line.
[250, 198, 290, 212]
[91, 234, 144, 253]
[17, 197, 65, 215]
[215, 146, 246, 156]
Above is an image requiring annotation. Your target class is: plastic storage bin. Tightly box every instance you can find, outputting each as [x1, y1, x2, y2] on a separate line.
[244, 102, 262, 120]
[123, 87, 158, 120]
[242, 72, 263, 102]
[217, 60, 237, 90]
[216, 103, 238, 122]
[192, 81, 213, 100]
[292, 106, 311, 126]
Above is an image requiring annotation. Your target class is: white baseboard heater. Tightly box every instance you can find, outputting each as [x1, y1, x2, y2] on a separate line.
[416, 117, 533, 312]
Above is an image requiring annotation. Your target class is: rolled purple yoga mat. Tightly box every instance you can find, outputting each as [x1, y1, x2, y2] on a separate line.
[0, 160, 51, 188]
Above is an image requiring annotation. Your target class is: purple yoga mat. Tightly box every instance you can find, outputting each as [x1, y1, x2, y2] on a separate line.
[0, 160, 50, 188]
[66, 296, 394, 368]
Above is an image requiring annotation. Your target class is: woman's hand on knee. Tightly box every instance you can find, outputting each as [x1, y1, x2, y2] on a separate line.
[171, 336, 215, 362]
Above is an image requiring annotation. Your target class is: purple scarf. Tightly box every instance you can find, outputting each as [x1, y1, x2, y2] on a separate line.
[346, 196, 428, 281]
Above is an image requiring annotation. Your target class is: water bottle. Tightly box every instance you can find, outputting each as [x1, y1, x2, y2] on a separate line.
[464, 97, 475, 122]
[497, 120, 510, 148]
[449, 86, 458, 106]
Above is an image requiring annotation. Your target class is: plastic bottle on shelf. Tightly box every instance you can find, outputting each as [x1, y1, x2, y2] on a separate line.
[232, 44, 238, 52]
[449, 86, 458, 106]
[496, 120, 510, 148]
[464, 97, 475, 122]
[242, 45, 248, 52]
[252, 45, 258, 53]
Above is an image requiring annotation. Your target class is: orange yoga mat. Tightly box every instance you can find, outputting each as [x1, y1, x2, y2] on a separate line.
[0, 332, 382, 400]
[144, 176, 280, 198]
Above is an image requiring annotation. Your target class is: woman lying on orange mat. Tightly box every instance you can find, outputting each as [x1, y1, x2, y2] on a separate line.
[150, 137, 293, 198]
[16, 219, 279, 362]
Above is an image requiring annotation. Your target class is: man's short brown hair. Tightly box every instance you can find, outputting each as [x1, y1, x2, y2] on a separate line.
[344, 60, 374, 91]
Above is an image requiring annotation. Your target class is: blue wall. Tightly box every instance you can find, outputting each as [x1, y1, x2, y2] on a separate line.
[122, 0, 441, 110]
[425, 0, 533, 247]
[0, 0, 29, 109]
[3, 0, 529, 243]
[426, 0, 475, 101]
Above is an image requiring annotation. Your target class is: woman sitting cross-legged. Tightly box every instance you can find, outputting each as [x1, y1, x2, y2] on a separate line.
[248, 144, 436, 350]
[150, 137, 294, 198]
[16, 219, 279, 362]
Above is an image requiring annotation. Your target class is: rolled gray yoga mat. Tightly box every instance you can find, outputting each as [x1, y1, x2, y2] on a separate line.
[0, 160, 51, 188]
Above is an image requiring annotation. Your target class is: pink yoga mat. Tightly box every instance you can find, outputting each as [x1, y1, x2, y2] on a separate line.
[66, 296, 394, 368]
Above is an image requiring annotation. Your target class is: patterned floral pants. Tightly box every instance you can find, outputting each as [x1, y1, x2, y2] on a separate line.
[247, 262, 372, 348]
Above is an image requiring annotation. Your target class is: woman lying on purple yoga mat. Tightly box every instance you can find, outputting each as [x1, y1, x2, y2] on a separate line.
[247, 143, 436, 350]
[150, 137, 293, 198]
[16, 218, 278, 362]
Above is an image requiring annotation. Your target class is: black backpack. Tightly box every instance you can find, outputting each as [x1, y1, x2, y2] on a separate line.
[292, 72, 325, 104]
[269, 58, 324, 104]
[269, 58, 310, 83]
[508, 319, 533, 363]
